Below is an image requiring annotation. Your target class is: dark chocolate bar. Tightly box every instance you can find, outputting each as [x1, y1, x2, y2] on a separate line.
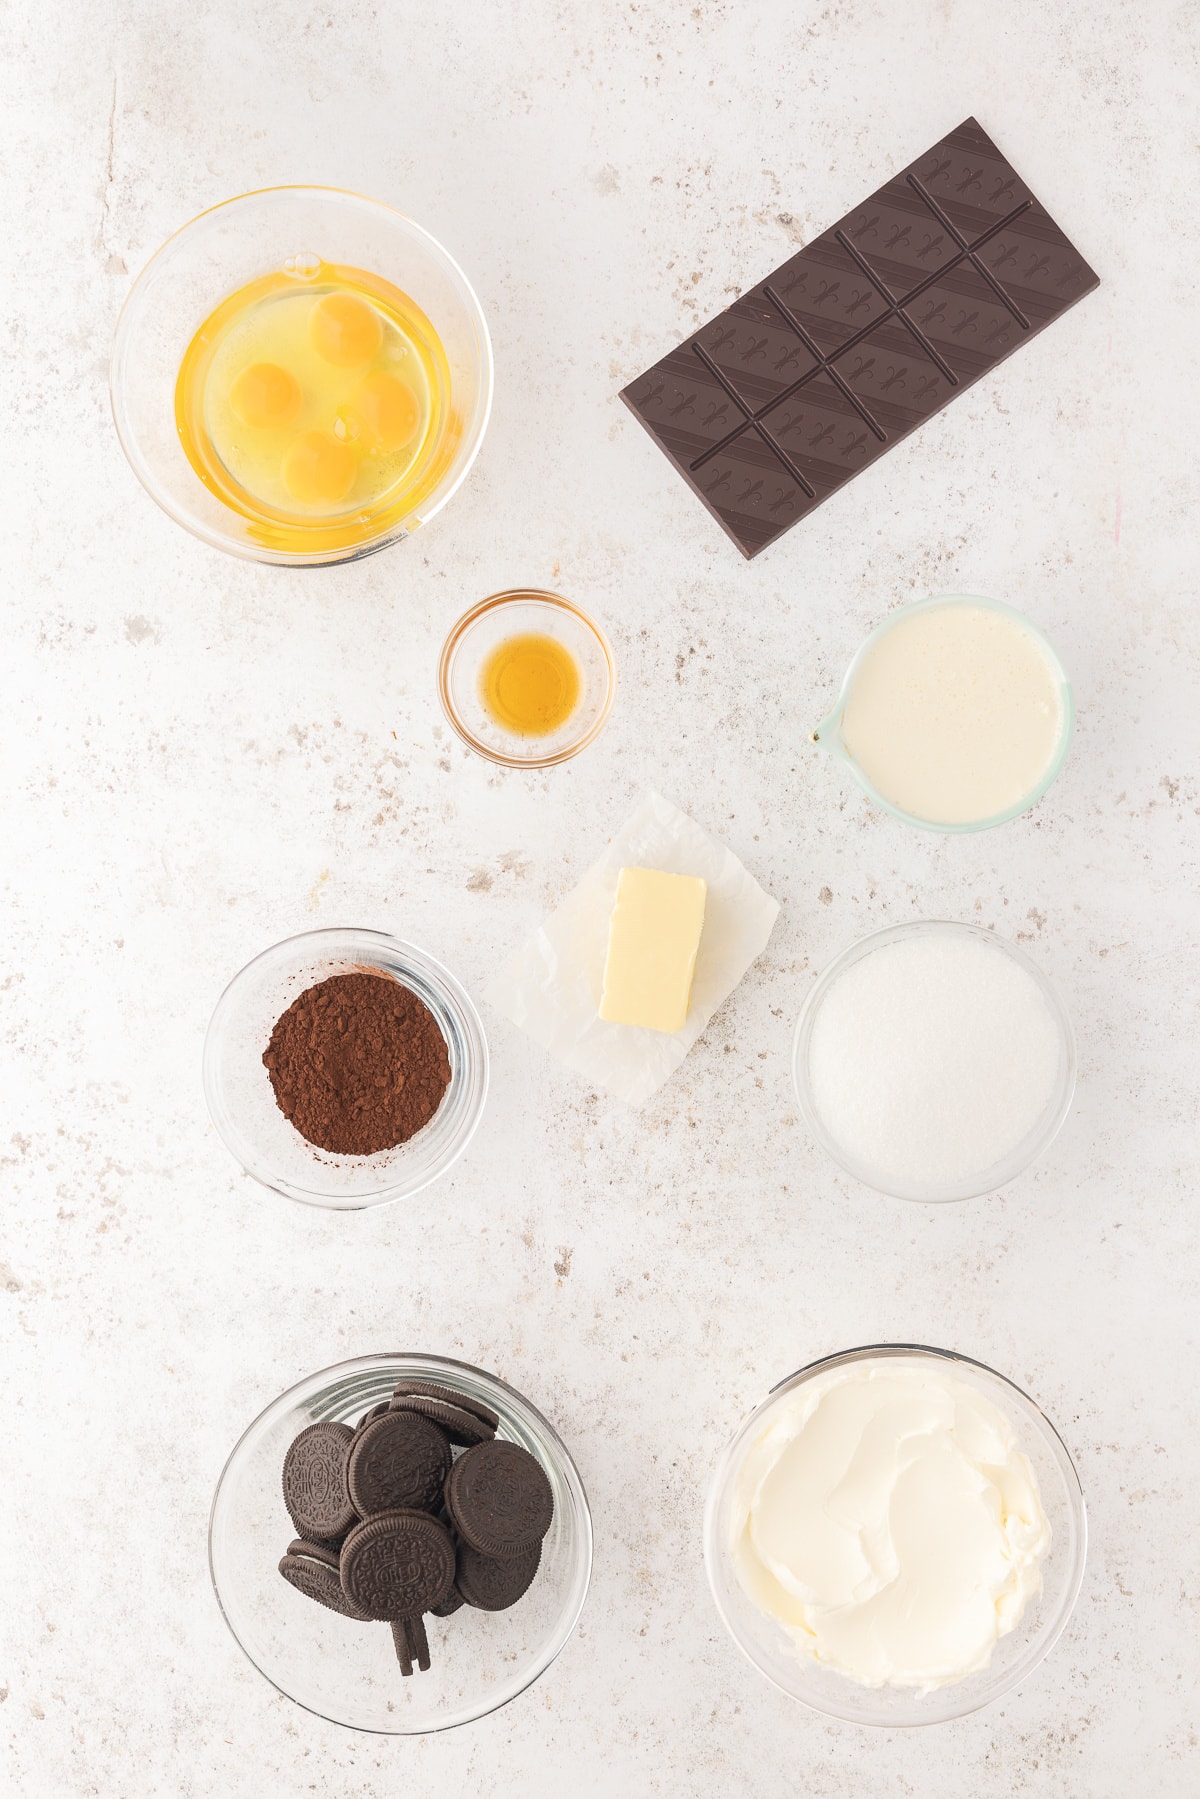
[620, 119, 1098, 558]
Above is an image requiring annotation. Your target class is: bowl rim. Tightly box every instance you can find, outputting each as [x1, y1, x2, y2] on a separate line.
[437, 588, 618, 768]
[791, 918, 1078, 1203]
[702, 1341, 1088, 1727]
[810, 593, 1075, 833]
[202, 926, 489, 1209]
[208, 1350, 594, 1734]
[109, 183, 494, 568]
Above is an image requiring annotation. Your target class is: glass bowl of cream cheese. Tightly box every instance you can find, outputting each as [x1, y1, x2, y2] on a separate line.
[703, 1345, 1086, 1725]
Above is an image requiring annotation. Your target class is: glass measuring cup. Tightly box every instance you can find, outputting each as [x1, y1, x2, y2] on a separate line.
[810, 594, 1074, 833]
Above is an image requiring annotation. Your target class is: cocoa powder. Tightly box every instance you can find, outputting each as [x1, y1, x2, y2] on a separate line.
[263, 970, 451, 1156]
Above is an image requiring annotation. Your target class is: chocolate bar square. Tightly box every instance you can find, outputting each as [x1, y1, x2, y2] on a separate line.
[903, 262, 1024, 382]
[770, 234, 891, 354]
[759, 375, 884, 502]
[971, 202, 1098, 328]
[695, 292, 819, 412]
[840, 177, 960, 302]
[620, 117, 1098, 557]
[833, 319, 955, 438]
[910, 120, 1035, 243]
[622, 347, 746, 467]
[690, 427, 816, 557]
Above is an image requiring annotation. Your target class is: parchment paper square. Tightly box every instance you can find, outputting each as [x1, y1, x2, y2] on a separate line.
[485, 791, 780, 1105]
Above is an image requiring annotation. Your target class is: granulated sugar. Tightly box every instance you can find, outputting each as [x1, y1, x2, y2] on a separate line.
[807, 930, 1063, 1192]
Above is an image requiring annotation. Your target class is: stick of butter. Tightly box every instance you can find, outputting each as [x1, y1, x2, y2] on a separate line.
[598, 867, 708, 1034]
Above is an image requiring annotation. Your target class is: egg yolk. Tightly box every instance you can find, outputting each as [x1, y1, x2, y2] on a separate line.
[343, 370, 420, 454]
[310, 293, 383, 367]
[282, 431, 358, 505]
[229, 362, 302, 429]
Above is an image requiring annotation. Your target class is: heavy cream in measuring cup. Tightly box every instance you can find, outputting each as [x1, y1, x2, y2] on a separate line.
[839, 602, 1066, 826]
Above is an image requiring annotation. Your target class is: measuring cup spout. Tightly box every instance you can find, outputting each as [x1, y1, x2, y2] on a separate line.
[809, 705, 846, 760]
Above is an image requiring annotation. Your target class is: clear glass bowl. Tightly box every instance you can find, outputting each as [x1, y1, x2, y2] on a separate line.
[810, 594, 1074, 832]
[438, 589, 617, 768]
[203, 928, 488, 1209]
[704, 1344, 1087, 1727]
[110, 186, 492, 565]
[210, 1352, 593, 1733]
[791, 920, 1076, 1203]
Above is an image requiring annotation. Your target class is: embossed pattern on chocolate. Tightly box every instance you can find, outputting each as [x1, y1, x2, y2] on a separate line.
[444, 1439, 555, 1558]
[696, 293, 820, 411]
[281, 1420, 357, 1541]
[620, 117, 1099, 557]
[346, 1410, 452, 1518]
[339, 1509, 457, 1620]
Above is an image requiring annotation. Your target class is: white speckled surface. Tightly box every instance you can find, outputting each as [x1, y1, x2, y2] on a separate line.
[3, 1, 1199, 1792]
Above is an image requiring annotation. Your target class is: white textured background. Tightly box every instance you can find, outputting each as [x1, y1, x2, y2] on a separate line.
[3, 1, 1199, 1792]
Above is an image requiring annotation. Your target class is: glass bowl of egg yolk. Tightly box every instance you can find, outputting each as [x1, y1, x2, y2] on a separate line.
[110, 188, 492, 565]
[438, 590, 618, 768]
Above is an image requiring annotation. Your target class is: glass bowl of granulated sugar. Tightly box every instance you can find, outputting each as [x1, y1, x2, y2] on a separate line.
[204, 928, 489, 1209]
[792, 920, 1076, 1203]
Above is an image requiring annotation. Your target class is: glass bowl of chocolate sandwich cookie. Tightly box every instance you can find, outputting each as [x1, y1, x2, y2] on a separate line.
[203, 928, 489, 1209]
[209, 1352, 593, 1733]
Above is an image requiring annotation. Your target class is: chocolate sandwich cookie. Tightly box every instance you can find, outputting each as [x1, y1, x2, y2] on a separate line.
[356, 1401, 391, 1432]
[339, 1509, 456, 1620]
[391, 1378, 501, 1432]
[347, 1410, 452, 1518]
[444, 1439, 554, 1558]
[390, 1394, 495, 1447]
[282, 1420, 357, 1541]
[288, 1524, 350, 1554]
[278, 1547, 371, 1621]
[287, 1538, 340, 1569]
[455, 1539, 543, 1613]
[429, 1583, 465, 1618]
[390, 1614, 431, 1676]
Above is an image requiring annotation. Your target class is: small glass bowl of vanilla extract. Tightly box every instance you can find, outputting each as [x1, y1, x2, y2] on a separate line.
[438, 590, 616, 768]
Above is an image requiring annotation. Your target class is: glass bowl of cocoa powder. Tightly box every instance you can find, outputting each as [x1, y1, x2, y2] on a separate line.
[204, 928, 489, 1208]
